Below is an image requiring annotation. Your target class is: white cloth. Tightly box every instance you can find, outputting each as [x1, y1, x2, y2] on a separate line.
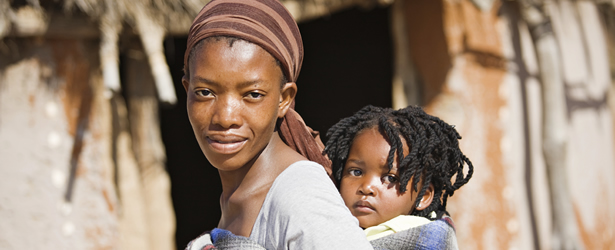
[249, 160, 373, 250]
[364, 215, 431, 241]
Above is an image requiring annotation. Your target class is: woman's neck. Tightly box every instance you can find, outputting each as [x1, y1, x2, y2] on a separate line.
[217, 132, 297, 202]
[216, 132, 305, 236]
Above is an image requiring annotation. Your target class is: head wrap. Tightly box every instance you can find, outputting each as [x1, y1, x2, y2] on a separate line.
[184, 0, 331, 175]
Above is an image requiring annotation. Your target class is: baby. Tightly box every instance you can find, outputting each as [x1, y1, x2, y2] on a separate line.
[325, 105, 474, 249]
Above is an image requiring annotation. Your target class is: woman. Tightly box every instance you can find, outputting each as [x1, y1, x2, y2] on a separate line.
[182, 0, 373, 249]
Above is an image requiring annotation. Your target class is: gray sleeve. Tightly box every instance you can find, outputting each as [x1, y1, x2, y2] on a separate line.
[254, 161, 373, 250]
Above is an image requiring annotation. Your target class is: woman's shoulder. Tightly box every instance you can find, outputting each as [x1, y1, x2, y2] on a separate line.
[274, 160, 330, 187]
[251, 160, 369, 249]
[263, 160, 339, 207]
[286, 160, 326, 172]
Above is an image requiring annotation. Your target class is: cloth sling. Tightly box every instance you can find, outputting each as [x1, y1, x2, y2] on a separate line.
[370, 216, 459, 250]
[186, 217, 458, 250]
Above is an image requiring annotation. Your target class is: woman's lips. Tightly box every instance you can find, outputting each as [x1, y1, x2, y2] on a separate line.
[206, 135, 247, 154]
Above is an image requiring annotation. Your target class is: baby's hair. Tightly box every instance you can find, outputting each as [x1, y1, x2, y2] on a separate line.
[324, 105, 474, 219]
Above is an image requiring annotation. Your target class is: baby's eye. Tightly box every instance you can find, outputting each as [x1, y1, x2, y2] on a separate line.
[196, 89, 212, 97]
[348, 169, 362, 176]
[383, 175, 398, 184]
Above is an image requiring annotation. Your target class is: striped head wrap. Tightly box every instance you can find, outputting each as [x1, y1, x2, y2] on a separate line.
[184, 0, 332, 175]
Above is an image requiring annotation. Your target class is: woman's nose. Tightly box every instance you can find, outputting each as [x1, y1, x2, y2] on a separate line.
[211, 96, 242, 129]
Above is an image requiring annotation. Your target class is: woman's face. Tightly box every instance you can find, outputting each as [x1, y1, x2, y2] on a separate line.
[339, 128, 417, 228]
[183, 39, 295, 171]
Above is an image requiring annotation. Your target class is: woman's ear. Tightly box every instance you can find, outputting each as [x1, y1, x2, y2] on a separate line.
[416, 184, 435, 211]
[278, 82, 297, 118]
[182, 75, 190, 93]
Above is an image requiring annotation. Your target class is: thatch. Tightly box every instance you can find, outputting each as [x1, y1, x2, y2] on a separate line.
[62, 0, 204, 36]
[0, 0, 392, 105]
[1, 0, 394, 37]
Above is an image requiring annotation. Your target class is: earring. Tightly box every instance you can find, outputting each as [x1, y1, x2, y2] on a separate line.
[416, 204, 421, 208]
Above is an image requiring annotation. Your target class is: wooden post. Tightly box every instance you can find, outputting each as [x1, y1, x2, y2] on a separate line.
[519, 0, 583, 249]
[125, 40, 177, 250]
[390, 0, 421, 109]
[130, 5, 177, 105]
[100, 4, 122, 92]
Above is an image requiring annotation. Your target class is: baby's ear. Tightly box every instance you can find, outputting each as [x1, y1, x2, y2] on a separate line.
[416, 184, 435, 211]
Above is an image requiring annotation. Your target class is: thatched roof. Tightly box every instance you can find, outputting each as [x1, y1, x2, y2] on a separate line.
[1, 0, 392, 38]
[0, 0, 391, 105]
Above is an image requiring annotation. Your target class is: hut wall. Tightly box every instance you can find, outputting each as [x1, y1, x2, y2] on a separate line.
[395, 0, 615, 249]
[551, 2, 615, 248]
[0, 38, 119, 249]
[0, 36, 176, 249]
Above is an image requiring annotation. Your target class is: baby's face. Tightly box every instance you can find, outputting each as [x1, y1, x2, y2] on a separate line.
[339, 128, 417, 228]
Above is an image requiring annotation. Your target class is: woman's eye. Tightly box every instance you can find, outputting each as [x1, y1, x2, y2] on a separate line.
[247, 92, 264, 99]
[196, 89, 212, 97]
[349, 169, 362, 176]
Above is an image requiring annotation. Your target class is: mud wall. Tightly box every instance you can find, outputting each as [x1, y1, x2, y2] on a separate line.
[395, 0, 615, 249]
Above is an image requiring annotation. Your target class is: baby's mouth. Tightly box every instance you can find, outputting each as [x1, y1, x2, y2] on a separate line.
[354, 200, 376, 214]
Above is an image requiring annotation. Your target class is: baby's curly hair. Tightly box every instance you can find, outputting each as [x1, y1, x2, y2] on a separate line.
[324, 105, 474, 219]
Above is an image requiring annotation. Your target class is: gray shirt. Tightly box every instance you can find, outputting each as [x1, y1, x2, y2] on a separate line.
[249, 160, 373, 250]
